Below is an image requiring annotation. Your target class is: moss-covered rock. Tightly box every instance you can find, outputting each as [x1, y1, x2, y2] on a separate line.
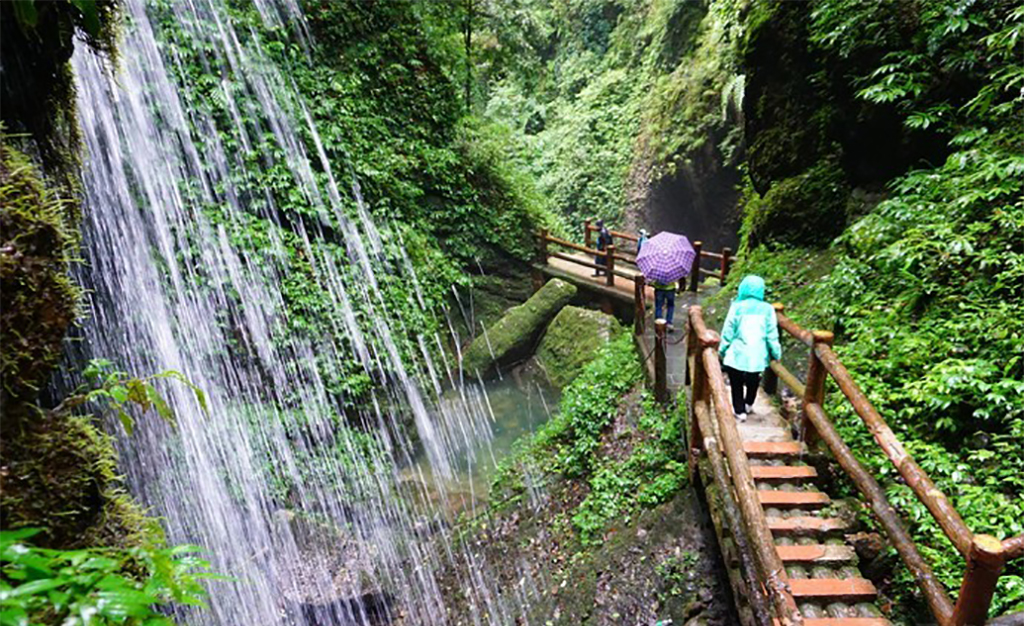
[0, 140, 78, 416]
[536, 306, 621, 388]
[743, 160, 851, 248]
[461, 278, 577, 377]
[0, 414, 155, 549]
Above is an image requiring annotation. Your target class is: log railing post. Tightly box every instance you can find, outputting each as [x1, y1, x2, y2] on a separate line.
[721, 247, 732, 284]
[655, 319, 668, 404]
[690, 240, 702, 292]
[606, 244, 616, 286]
[763, 303, 784, 395]
[537, 228, 549, 264]
[687, 319, 707, 479]
[633, 275, 645, 336]
[800, 330, 833, 444]
[584, 219, 592, 249]
[951, 535, 1006, 625]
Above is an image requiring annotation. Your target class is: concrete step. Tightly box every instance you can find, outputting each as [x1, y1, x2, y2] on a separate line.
[751, 465, 818, 481]
[789, 578, 877, 603]
[758, 490, 831, 509]
[743, 440, 806, 458]
[768, 516, 849, 537]
[776, 544, 856, 565]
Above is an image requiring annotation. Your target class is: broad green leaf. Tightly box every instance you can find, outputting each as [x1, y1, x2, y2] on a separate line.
[117, 409, 135, 435]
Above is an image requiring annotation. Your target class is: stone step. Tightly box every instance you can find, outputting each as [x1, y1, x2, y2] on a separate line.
[751, 465, 818, 481]
[789, 578, 878, 603]
[768, 516, 849, 537]
[743, 440, 806, 458]
[776, 544, 856, 565]
[758, 490, 831, 509]
[775, 620, 890, 626]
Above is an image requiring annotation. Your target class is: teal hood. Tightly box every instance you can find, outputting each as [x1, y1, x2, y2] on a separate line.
[736, 275, 766, 302]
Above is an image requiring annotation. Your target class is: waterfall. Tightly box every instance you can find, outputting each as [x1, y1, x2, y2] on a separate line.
[67, 0, 536, 623]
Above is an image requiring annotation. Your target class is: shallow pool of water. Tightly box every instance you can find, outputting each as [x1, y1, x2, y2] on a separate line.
[407, 374, 559, 513]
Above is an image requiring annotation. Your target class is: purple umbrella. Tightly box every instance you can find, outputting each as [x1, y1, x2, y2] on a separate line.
[636, 232, 696, 284]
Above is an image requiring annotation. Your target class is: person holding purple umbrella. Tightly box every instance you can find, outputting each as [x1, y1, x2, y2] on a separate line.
[651, 278, 677, 332]
[635, 231, 697, 334]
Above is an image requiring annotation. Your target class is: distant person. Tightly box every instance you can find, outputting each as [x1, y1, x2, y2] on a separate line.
[651, 278, 677, 332]
[719, 275, 782, 422]
[637, 228, 649, 254]
[592, 219, 613, 277]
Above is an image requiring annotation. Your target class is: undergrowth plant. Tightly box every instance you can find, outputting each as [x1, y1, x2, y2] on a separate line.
[0, 528, 216, 626]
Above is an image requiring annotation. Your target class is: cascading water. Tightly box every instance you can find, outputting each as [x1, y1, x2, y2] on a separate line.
[66, 0, 546, 623]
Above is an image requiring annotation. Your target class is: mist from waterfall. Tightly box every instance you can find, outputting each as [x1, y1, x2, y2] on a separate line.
[67, 0, 545, 623]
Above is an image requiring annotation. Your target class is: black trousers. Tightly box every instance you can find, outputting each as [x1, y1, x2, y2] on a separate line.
[724, 366, 760, 414]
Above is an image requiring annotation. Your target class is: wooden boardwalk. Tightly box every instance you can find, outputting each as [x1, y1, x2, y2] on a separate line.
[532, 228, 1021, 626]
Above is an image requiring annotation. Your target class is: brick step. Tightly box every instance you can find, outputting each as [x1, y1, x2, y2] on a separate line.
[776, 544, 856, 564]
[758, 490, 831, 509]
[751, 465, 818, 481]
[743, 441, 806, 458]
[789, 578, 877, 603]
[768, 516, 849, 537]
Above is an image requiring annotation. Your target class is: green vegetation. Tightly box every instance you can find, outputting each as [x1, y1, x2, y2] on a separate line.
[572, 396, 688, 544]
[474, 0, 742, 229]
[716, 1, 1024, 618]
[0, 140, 79, 414]
[0, 528, 213, 625]
[536, 305, 620, 387]
[489, 333, 687, 544]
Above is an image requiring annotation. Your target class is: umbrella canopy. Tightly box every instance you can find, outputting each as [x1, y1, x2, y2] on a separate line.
[636, 232, 696, 284]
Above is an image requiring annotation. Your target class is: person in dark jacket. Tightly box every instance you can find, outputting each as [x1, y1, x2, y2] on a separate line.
[593, 219, 613, 276]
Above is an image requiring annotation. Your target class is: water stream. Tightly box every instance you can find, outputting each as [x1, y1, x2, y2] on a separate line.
[65, 1, 555, 623]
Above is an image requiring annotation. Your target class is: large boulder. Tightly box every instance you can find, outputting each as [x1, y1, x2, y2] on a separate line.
[536, 306, 621, 388]
[461, 278, 577, 377]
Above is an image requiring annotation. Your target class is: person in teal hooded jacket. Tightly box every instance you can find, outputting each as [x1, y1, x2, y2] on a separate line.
[719, 275, 782, 421]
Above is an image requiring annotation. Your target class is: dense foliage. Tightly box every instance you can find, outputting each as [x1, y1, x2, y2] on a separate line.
[720, 0, 1024, 618]
[472, 0, 743, 231]
[0, 528, 213, 625]
[490, 333, 688, 544]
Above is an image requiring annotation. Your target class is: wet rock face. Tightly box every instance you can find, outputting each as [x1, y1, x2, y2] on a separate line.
[460, 278, 577, 378]
[536, 306, 621, 388]
[633, 139, 742, 254]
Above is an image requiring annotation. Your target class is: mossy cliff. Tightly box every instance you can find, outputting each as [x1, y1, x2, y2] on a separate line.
[715, 1, 1024, 618]
[1, 3, 155, 551]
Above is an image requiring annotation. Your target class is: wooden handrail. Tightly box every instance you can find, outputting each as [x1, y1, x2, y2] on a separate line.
[542, 232, 609, 257]
[803, 402, 955, 623]
[689, 307, 803, 626]
[692, 397, 775, 626]
[768, 308, 1020, 625]
[1004, 534, 1024, 559]
[813, 341, 974, 557]
[584, 222, 639, 242]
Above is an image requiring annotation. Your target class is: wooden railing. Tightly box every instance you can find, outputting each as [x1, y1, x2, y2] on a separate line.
[748, 304, 1023, 625]
[685, 306, 803, 626]
[534, 228, 635, 286]
[583, 220, 733, 289]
